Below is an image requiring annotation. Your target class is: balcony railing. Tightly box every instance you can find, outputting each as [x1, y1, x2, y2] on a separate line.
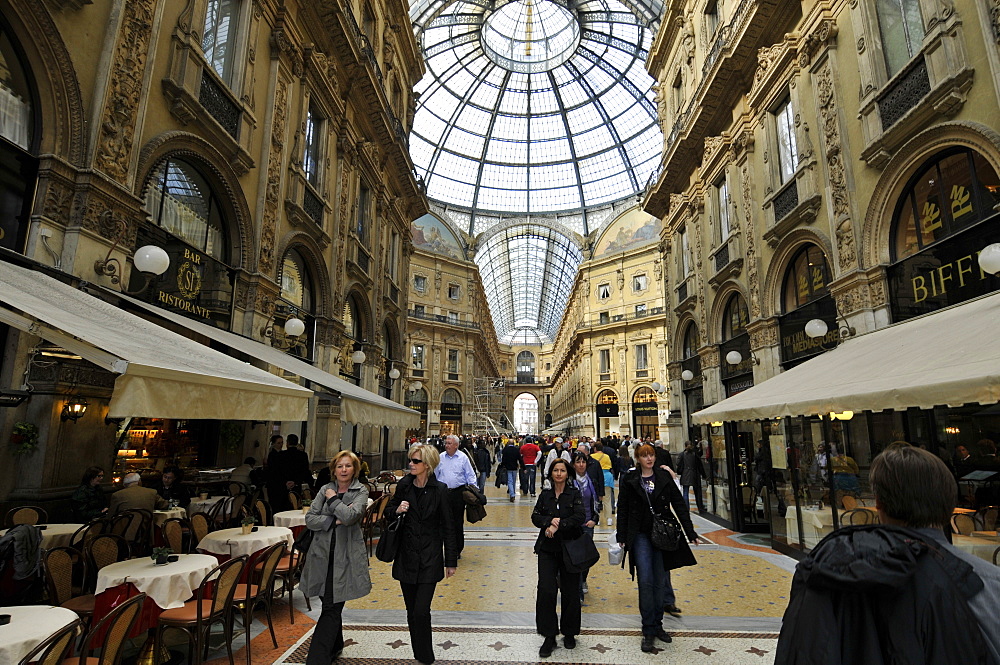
[577, 306, 666, 329]
[199, 74, 239, 138]
[407, 309, 481, 330]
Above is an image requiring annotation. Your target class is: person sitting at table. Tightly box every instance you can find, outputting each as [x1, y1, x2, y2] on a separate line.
[71, 466, 108, 522]
[230, 457, 256, 486]
[775, 443, 1000, 664]
[109, 473, 169, 514]
[156, 466, 191, 508]
[300, 450, 371, 665]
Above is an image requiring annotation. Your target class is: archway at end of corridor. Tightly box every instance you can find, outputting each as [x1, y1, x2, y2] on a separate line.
[513, 392, 539, 435]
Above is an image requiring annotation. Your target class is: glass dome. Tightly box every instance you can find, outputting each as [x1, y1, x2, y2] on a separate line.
[410, 0, 663, 222]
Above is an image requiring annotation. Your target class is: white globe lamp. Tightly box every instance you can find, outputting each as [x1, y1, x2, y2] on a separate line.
[133, 245, 170, 275]
[726, 350, 743, 365]
[979, 243, 1000, 275]
[804, 318, 829, 339]
[283, 317, 306, 338]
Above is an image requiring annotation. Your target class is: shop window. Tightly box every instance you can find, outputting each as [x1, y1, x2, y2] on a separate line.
[202, 0, 242, 86]
[303, 104, 323, 186]
[891, 148, 1000, 261]
[143, 157, 228, 261]
[774, 96, 798, 184]
[721, 293, 749, 341]
[597, 283, 611, 299]
[782, 245, 830, 313]
[414, 274, 427, 292]
[876, 0, 924, 78]
[442, 388, 462, 404]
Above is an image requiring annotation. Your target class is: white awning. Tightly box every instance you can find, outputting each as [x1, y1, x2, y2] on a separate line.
[692, 291, 1000, 424]
[117, 294, 419, 430]
[0, 261, 311, 421]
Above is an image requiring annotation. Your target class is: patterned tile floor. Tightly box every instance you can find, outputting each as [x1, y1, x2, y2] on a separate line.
[193, 481, 794, 665]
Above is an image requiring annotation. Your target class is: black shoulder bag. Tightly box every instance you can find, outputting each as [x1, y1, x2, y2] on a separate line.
[642, 479, 681, 551]
[375, 513, 405, 563]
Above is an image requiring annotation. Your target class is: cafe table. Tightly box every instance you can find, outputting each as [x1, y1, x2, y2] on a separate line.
[152, 507, 186, 527]
[95, 553, 218, 610]
[951, 534, 1000, 563]
[188, 495, 227, 516]
[0, 523, 82, 550]
[0, 605, 78, 664]
[197, 525, 293, 560]
[273, 510, 307, 529]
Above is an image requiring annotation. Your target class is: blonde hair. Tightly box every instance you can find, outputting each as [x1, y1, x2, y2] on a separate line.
[329, 450, 361, 480]
[410, 444, 440, 472]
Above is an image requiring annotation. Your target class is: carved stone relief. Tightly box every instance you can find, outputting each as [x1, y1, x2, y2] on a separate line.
[740, 164, 761, 318]
[260, 78, 289, 276]
[815, 60, 857, 272]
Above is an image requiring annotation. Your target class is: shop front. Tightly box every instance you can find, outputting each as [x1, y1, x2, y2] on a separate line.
[440, 390, 462, 435]
[631, 387, 659, 440]
[595, 389, 619, 438]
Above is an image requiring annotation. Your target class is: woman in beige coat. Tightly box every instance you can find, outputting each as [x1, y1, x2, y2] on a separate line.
[300, 451, 371, 664]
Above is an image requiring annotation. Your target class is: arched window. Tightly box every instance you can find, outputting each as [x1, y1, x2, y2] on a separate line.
[0, 27, 34, 151]
[682, 323, 699, 359]
[721, 293, 749, 341]
[782, 244, 829, 313]
[516, 350, 535, 383]
[442, 388, 462, 404]
[280, 249, 313, 311]
[892, 148, 1000, 261]
[144, 158, 228, 261]
[343, 294, 365, 341]
[633, 387, 657, 403]
[596, 389, 618, 405]
[405, 387, 428, 410]
[0, 23, 38, 253]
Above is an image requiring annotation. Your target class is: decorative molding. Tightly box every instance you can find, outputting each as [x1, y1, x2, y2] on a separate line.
[740, 164, 761, 319]
[260, 78, 289, 277]
[815, 60, 856, 272]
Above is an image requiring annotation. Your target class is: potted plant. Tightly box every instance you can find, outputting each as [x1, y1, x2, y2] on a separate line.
[10, 422, 40, 455]
[241, 515, 256, 535]
[301, 499, 312, 515]
[151, 547, 173, 565]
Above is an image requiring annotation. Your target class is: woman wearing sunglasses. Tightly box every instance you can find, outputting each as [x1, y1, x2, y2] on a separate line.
[385, 444, 458, 665]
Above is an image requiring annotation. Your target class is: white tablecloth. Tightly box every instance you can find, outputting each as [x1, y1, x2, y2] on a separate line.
[95, 553, 218, 609]
[197, 526, 293, 559]
[0, 523, 82, 550]
[273, 510, 307, 528]
[152, 507, 187, 527]
[953, 535, 1000, 563]
[0, 605, 78, 664]
[188, 496, 227, 515]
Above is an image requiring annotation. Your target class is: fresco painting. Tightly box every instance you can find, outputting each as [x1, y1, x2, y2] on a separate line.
[410, 214, 464, 259]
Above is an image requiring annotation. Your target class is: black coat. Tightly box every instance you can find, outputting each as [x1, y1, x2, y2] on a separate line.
[530, 484, 586, 554]
[775, 526, 996, 665]
[501, 444, 522, 470]
[385, 473, 458, 583]
[677, 449, 706, 486]
[583, 457, 605, 498]
[615, 468, 697, 573]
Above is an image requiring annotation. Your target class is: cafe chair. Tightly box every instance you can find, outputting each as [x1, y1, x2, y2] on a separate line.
[287, 492, 301, 510]
[253, 499, 272, 527]
[841, 494, 858, 511]
[951, 513, 975, 536]
[206, 497, 230, 528]
[16, 617, 81, 665]
[109, 509, 152, 556]
[161, 517, 189, 554]
[189, 513, 212, 551]
[228, 482, 248, 497]
[42, 547, 95, 625]
[233, 543, 285, 665]
[83, 534, 130, 593]
[977, 506, 998, 531]
[63, 592, 145, 665]
[4, 505, 47, 527]
[841, 509, 875, 526]
[265, 546, 310, 623]
[993, 546, 1000, 566]
[69, 520, 109, 553]
[155, 555, 247, 665]
[363, 495, 390, 556]
[301, 487, 313, 502]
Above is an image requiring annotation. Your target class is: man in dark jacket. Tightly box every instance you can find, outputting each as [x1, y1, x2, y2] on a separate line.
[775, 443, 1000, 665]
[500, 440, 522, 502]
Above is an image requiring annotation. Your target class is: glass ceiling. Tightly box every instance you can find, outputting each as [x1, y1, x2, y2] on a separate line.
[408, 0, 663, 345]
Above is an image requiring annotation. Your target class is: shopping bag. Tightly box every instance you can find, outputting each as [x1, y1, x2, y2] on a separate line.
[607, 532, 624, 566]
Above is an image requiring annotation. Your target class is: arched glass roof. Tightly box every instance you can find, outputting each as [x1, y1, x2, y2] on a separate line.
[475, 224, 583, 345]
[410, 0, 664, 225]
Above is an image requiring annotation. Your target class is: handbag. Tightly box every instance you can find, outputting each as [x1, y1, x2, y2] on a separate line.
[642, 480, 681, 551]
[292, 526, 314, 553]
[375, 513, 405, 563]
[562, 533, 600, 573]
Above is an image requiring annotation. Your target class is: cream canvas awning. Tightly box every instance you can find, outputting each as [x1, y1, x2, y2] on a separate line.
[118, 294, 420, 430]
[0, 261, 311, 421]
[691, 291, 1000, 425]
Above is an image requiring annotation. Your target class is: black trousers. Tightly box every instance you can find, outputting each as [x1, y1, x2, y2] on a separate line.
[536, 548, 581, 639]
[400, 581, 438, 664]
[448, 488, 466, 555]
[306, 560, 345, 665]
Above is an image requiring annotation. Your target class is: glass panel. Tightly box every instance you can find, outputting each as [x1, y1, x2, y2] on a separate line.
[203, 0, 240, 85]
[303, 106, 321, 185]
[775, 98, 798, 183]
[144, 158, 227, 261]
[722, 293, 749, 341]
[412, 344, 425, 369]
[599, 348, 610, 373]
[280, 249, 312, 311]
[0, 29, 33, 150]
[717, 178, 730, 239]
[635, 343, 648, 369]
[782, 245, 830, 312]
[877, 0, 924, 77]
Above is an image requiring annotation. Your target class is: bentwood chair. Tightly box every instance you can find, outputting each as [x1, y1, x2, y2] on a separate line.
[951, 513, 975, 536]
[993, 546, 1000, 566]
[155, 556, 247, 665]
[841, 494, 858, 511]
[16, 617, 80, 665]
[233, 543, 285, 665]
[4, 505, 47, 527]
[83, 534, 131, 593]
[69, 519, 109, 553]
[63, 592, 145, 665]
[253, 499, 272, 527]
[287, 491, 301, 510]
[161, 517, 188, 554]
[841, 509, 875, 526]
[225, 494, 249, 528]
[189, 513, 211, 551]
[265, 546, 310, 623]
[41, 546, 95, 625]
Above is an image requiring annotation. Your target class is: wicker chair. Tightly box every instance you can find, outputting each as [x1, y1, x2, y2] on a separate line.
[16, 617, 81, 665]
[253, 499, 272, 527]
[233, 543, 285, 665]
[41, 547, 95, 624]
[951, 513, 975, 535]
[287, 491, 301, 510]
[83, 534, 130, 593]
[65, 592, 145, 665]
[189, 513, 211, 551]
[161, 517, 188, 554]
[154, 556, 247, 665]
[4, 505, 47, 527]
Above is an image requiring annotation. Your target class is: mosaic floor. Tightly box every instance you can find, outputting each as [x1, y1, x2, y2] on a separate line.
[197, 481, 795, 665]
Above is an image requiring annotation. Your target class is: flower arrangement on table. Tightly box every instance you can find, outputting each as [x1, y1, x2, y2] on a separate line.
[151, 547, 173, 565]
[301, 499, 312, 514]
[240, 515, 256, 534]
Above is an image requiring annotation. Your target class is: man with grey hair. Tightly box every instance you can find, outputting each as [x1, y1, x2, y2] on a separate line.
[776, 443, 1000, 664]
[108, 472, 169, 515]
[436, 434, 478, 558]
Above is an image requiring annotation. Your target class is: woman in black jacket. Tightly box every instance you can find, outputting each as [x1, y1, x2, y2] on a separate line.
[531, 458, 586, 658]
[616, 443, 698, 653]
[385, 444, 458, 665]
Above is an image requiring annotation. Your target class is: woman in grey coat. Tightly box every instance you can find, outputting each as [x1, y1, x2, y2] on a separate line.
[300, 450, 372, 664]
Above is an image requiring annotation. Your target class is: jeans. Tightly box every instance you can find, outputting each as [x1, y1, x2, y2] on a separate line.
[630, 532, 675, 635]
[524, 465, 536, 494]
[683, 481, 706, 512]
[506, 470, 518, 499]
[448, 488, 466, 555]
[477, 471, 487, 493]
[536, 548, 581, 638]
[400, 581, 438, 664]
[306, 555, 345, 665]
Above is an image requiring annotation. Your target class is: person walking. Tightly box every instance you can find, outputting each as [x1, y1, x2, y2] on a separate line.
[572, 452, 599, 599]
[616, 443, 699, 653]
[532, 458, 585, 658]
[301, 451, 371, 665]
[436, 434, 479, 559]
[385, 444, 458, 665]
[677, 442, 707, 513]
[473, 440, 492, 493]
[520, 436, 541, 497]
[591, 441, 615, 512]
[501, 439, 522, 502]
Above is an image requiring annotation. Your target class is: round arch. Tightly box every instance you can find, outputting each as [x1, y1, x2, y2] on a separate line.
[760, 229, 835, 318]
[442, 388, 463, 403]
[136, 132, 255, 271]
[381, 318, 402, 361]
[595, 388, 619, 404]
[708, 282, 749, 345]
[861, 122, 1000, 267]
[342, 288, 374, 342]
[275, 232, 333, 318]
[673, 314, 700, 354]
